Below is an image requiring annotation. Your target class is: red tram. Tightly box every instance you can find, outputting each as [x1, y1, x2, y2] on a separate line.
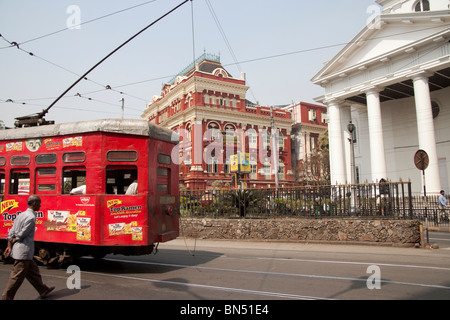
[0, 119, 179, 267]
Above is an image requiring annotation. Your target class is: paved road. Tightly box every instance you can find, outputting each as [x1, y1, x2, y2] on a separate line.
[427, 230, 450, 249]
[1, 236, 449, 306]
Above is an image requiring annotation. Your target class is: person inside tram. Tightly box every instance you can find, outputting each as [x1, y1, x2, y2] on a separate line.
[125, 174, 137, 195]
[70, 185, 86, 195]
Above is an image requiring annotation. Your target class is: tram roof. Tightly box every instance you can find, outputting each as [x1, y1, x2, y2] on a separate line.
[0, 119, 177, 143]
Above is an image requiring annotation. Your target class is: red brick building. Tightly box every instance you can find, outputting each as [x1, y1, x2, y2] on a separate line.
[282, 102, 328, 164]
[280, 102, 328, 183]
[141, 53, 294, 190]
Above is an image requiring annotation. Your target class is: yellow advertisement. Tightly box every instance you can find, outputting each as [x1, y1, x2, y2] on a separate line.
[230, 153, 250, 173]
[230, 154, 238, 172]
[240, 153, 251, 173]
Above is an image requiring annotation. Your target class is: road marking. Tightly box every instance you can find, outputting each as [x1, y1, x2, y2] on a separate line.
[79, 269, 331, 300]
[97, 257, 450, 291]
[254, 257, 450, 272]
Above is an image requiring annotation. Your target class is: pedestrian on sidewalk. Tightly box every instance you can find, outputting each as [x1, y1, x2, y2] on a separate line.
[438, 190, 448, 224]
[1, 195, 55, 300]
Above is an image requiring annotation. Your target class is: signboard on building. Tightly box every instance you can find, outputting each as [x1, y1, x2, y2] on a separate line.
[230, 153, 251, 173]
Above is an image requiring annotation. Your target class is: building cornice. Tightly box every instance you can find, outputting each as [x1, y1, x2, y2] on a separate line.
[160, 106, 294, 131]
[312, 12, 450, 85]
[141, 73, 250, 120]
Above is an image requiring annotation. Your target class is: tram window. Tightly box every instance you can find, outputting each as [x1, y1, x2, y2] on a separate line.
[157, 168, 169, 176]
[63, 152, 85, 163]
[105, 166, 137, 195]
[36, 167, 56, 194]
[156, 167, 170, 194]
[107, 151, 138, 162]
[0, 171, 5, 201]
[63, 167, 86, 194]
[157, 184, 168, 192]
[158, 154, 171, 165]
[37, 184, 56, 192]
[0, 157, 5, 166]
[37, 167, 57, 176]
[9, 169, 30, 195]
[10, 155, 30, 166]
[36, 153, 57, 165]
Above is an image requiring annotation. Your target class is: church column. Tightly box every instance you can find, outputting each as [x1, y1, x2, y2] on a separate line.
[412, 73, 441, 194]
[326, 99, 346, 185]
[365, 88, 387, 182]
[340, 105, 352, 184]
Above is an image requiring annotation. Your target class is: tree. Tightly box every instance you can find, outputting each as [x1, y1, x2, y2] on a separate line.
[294, 130, 330, 185]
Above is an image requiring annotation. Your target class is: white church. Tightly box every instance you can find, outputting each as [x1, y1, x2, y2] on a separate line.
[312, 0, 450, 195]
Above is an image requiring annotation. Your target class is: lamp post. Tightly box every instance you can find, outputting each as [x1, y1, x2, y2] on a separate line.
[347, 121, 357, 214]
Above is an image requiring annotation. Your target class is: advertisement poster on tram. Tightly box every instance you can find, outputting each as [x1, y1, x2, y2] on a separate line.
[104, 197, 146, 244]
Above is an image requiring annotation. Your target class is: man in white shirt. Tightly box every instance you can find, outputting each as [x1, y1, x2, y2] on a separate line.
[438, 190, 448, 224]
[2, 195, 55, 300]
[70, 185, 86, 195]
[125, 174, 138, 195]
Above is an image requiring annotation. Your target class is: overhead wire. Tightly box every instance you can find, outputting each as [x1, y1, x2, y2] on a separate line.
[1, 1, 191, 123]
[107, 23, 450, 90]
[39, 0, 189, 119]
[0, 0, 159, 50]
[1, 35, 149, 103]
[203, 0, 258, 102]
[0, 97, 143, 117]
[3, 22, 447, 93]
[222, 24, 450, 68]
[1, 9, 449, 119]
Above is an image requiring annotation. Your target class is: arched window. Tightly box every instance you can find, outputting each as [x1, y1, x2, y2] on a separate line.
[185, 123, 192, 142]
[432, 101, 440, 119]
[207, 122, 221, 142]
[415, 0, 430, 12]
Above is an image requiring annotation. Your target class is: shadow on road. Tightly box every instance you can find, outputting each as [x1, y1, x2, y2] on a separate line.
[69, 249, 223, 276]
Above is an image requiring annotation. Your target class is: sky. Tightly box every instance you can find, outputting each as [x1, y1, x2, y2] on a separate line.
[0, 0, 377, 128]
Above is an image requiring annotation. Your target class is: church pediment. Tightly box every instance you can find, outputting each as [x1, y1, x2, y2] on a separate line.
[312, 10, 450, 84]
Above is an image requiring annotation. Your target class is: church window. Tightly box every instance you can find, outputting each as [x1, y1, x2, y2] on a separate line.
[432, 101, 440, 119]
[414, 0, 430, 12]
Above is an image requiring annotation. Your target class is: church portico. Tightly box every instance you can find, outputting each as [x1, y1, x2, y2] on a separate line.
[312, 0, 450, 194]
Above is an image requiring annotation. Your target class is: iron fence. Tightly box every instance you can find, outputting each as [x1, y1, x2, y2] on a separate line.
[410, 194, 450, 228]
[180, 181, 449, 227]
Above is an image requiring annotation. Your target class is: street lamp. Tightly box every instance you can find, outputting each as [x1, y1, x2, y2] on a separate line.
[347, 121, 357, 214]
[347, 121, 356, 185]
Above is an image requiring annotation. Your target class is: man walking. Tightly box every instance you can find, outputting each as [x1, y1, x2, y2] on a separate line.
[438, 190, 448, 224]
[2, 195, 55, 300]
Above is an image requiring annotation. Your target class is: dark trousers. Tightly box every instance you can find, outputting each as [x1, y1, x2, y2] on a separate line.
[2, 260, 49, 300]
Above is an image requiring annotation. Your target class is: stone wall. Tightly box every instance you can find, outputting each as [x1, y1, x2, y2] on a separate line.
[180, 218, 421, 247]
